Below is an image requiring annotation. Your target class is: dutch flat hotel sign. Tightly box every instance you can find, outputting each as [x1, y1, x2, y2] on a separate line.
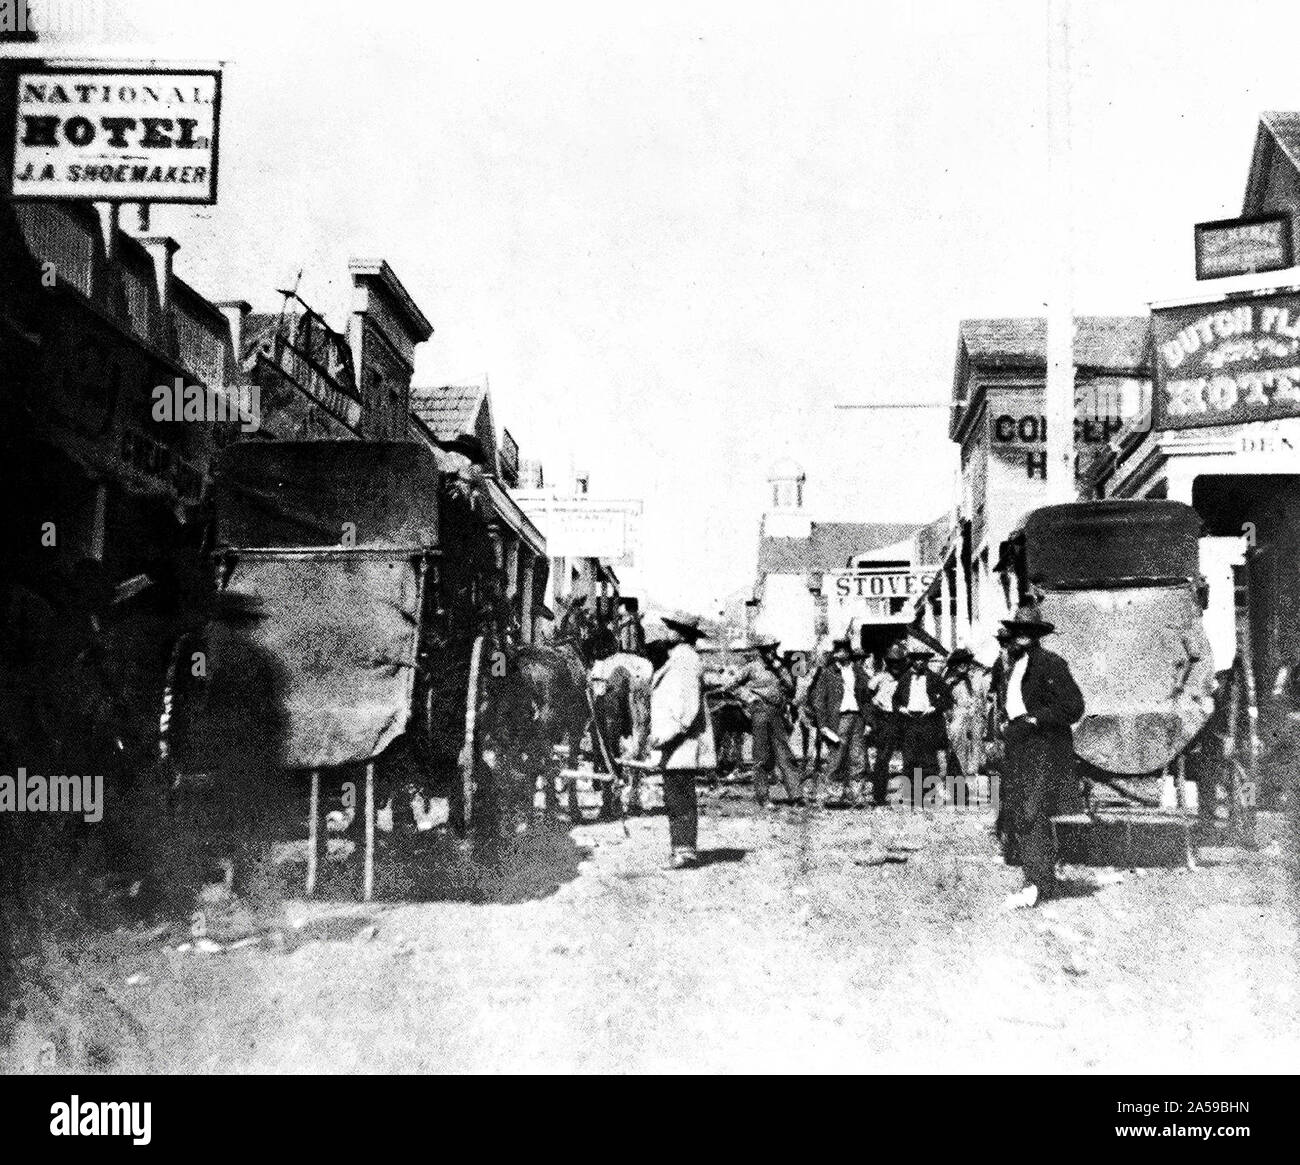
[8, 67, 221, 203]
[1152, 290, 1300, 430]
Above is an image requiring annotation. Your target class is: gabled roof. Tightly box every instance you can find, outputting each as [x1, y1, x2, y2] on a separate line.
[956, 316, 1149, 377]
[410, 384, 499, 473]
[950, 315, 1150, 440]
[757, 521, 923, 577]
[411, 384, 484, 440]
[1244, 112, 1300, 214]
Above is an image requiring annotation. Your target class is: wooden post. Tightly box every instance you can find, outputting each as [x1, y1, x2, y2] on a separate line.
[1045, 0, 1076, 504]
[363, 761, 375, 903]
[306, 769, 321, 897]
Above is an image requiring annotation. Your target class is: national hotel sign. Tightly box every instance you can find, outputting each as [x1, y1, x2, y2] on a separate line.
[1153, 290, 1300, 430]
[8, 67, 221, 202]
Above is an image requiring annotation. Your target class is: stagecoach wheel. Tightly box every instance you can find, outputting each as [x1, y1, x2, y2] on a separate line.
[451, 634, 489, 836]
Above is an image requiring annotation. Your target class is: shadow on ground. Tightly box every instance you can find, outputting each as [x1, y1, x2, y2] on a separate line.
[279, 819, 591, 906]
[692, 847, 748, 867]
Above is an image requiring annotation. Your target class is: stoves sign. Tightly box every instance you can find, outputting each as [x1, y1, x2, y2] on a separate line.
[8, 66, 221, 203]
[1152, 289, 1300, 430]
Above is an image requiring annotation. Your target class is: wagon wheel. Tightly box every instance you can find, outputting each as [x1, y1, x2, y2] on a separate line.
[450, 634, 489, 835]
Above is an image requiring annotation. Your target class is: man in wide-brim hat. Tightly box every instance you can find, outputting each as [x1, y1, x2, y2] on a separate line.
[647, 612, 717, 868]
[893, 642, 952, 790]
[864, 640, 909, 807]
[717, 633, 804, 810]
[807, 636, 873, 807]
[998, 603, 1085, 910]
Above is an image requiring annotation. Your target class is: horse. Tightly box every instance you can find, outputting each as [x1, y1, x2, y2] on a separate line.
[479, 594, 604, 817]
[590, 645, 653, 813]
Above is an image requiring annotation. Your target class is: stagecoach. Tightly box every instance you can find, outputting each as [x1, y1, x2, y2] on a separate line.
[160, 441, 512, 900]
[998, 498, 1258, 856]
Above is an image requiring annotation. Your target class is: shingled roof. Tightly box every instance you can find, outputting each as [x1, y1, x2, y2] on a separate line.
[956, 316, 1150, 376]
[1244, 111, 1300, 214]
[411, 384, 487, 442]
[950, 315, 1151, 440]
[757, 521, 923, 577]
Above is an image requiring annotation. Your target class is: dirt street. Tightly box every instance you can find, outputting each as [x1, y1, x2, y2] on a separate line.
[7, 784, 1299, 1075]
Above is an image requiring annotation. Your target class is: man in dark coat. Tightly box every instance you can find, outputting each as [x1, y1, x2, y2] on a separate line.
[807, 638, 873, 807]
[892, 647, 952, 801]
[999, 604, 1086, 909]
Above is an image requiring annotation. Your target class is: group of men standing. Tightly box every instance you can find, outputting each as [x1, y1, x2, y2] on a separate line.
[640, 603, 1088, 909]
[719, 635, 954, 810]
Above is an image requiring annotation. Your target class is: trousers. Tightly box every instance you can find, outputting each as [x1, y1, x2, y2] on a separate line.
[822, 710, 867, 801]
[1004, 718, 1057, 892]
[750, 701, 803, 803]
[900, 712, 946, 782]
[870, 711, 902, 805]
[663, 772, 699, 853]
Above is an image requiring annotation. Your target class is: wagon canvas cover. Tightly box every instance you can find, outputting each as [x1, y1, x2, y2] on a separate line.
[198, 442, 440, 770]
[1040, 586, 1216, 776]
[1012, 501, 1216, 777]
[213, 441, 440, 550]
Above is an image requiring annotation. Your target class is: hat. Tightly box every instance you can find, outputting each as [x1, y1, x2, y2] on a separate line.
[213, 589, 268, 621]
[830, 636, 854, 653]
[644, 621, 675, 646]
[661, 612, 706, 640]
[945, 646, 976, 670]
[907, 647, 935, 660]
[1002, 604, 1055, 637]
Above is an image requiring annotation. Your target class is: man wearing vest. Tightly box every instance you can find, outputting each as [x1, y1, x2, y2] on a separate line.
[866, 641, 908, 807]
[892, 646, 952, 801]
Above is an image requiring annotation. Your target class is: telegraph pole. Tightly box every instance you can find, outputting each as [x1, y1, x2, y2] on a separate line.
[1045, 0, 1076, 503]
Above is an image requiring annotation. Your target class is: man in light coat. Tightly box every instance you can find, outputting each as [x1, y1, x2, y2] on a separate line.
[648, 613, 717, 868]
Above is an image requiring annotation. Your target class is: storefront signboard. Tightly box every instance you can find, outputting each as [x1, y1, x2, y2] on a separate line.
[1194, 214, 1293, 280]
[9, 66, 221, 203]
[516, 495, 643, 565]
[1152, 290, 1300, 430]
[825, 566, 938, 627]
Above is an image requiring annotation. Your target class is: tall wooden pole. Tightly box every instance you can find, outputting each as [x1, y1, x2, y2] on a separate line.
[306, 769, 321, 898]
[1046, 0, 1076, 504]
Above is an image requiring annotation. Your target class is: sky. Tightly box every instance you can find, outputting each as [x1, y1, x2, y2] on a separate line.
[33, 0, 1300, 614]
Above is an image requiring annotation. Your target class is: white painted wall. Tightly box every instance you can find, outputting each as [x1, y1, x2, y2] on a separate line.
[754, 573, 816, 651]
